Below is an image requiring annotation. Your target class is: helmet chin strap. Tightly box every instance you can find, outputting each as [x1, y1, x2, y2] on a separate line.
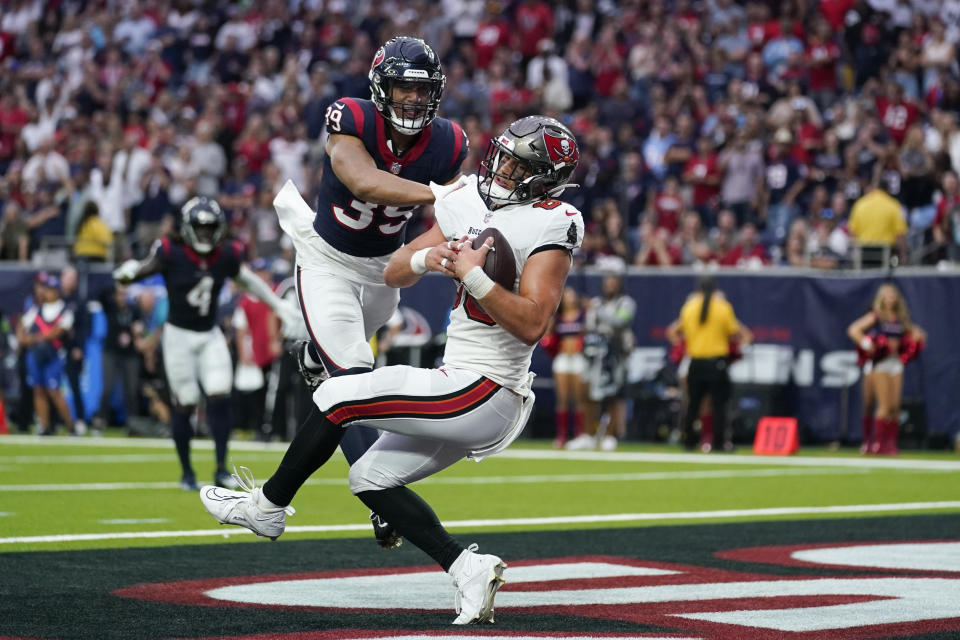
[388, 106, 427, 136]
[485, 179, 516, 205]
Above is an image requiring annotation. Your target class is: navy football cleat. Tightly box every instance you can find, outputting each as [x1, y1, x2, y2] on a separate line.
[295, 341, 329, 389]
[370, 511, 402, 549]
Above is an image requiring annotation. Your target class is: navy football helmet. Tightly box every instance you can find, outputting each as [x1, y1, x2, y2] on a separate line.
[180, 196, 226, 254]
[478, 116, 580, 209]
[368, 36, 445, 135]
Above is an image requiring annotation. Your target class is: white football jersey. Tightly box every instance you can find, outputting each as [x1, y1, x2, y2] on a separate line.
[434, 175, 584, 394]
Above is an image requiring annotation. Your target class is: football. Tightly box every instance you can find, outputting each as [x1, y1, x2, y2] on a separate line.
[475, 227, 517, 291]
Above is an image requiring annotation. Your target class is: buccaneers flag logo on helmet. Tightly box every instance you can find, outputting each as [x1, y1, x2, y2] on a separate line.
[543, 131, 579, 166]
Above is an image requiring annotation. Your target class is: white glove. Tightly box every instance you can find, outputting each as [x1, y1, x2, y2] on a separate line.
[429, 175, 470, 203]
[113, 260, 140, 284]
[276, 298, 309, 341]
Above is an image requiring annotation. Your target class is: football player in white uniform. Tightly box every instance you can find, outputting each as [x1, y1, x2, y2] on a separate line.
[201, 116, 583, 625]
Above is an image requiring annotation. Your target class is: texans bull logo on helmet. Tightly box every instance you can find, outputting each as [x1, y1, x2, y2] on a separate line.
[543, 131, 579, 166]
[371, 47, 385, 69]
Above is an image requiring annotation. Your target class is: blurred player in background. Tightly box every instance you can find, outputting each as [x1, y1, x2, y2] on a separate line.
[114, 196, 302, 490]
[16, 273, 76, 436]
[847, 283, 926, 455]
[202, 115, 582, 625]
[568, 273, 636, 451]
[273, 35, 468, 546]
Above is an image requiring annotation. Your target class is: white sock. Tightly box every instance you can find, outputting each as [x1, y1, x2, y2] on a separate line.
[254, 488, 284, 512]
[448, 548, 472, 577]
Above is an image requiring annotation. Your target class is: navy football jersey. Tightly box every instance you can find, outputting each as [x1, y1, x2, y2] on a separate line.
[155, 236, 245, 332]
[316, 97, 469, 257]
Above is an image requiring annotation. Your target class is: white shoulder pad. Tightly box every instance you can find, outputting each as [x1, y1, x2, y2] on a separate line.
[533, 202, 584, 252]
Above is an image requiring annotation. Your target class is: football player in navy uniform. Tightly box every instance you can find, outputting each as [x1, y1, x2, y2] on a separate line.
[202, 116, 583, 625]
[114, 197, 303, 490]
[273, 35, 469, 546]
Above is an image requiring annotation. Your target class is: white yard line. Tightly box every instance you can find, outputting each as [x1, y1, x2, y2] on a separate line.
[2, 501, 959, 545]
[0, 435, 290, 451]
[496, 449, 960, 471]
[0, 467, 885, 492]
[2, 435, 958, 471]
[0, 453, 282, 464]
[99, 518, 170, 525]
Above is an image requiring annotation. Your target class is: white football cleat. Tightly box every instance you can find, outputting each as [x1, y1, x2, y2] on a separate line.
[599, 435, 618, 451]
[199, 466, 294, 541]
[564, 433, 596, 450]
[449, 544, 507, 624]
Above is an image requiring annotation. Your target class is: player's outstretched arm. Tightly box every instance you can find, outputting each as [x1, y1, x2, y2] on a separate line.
[113, 249, 162, 285]
[327, 134, 437, 206]
[383, 225, 462, 288]
[454, 243, 570, 346]
[234, 264, 307, 341]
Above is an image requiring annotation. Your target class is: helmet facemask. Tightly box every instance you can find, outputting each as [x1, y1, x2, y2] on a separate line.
[186, 221, 223, 254]
[380, 77, 443, 135]
[181, 197, 226, 254]
[478, 143, 540, 208]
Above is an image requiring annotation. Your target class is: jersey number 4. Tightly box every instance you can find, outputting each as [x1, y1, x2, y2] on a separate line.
[453, 286, 496, 326]
[186, 276, 214, 317]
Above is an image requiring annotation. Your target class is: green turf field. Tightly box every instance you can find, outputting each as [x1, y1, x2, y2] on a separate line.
[3, 433, 960, 640]
[2, 432, 958, 553]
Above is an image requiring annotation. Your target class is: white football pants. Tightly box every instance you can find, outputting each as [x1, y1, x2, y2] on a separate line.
[313, 365, 524, 494]
[161, 323, 233, 407]
[296, 265, 399, 372]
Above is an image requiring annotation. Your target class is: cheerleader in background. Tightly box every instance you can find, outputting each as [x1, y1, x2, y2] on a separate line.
[847, 283, 927, 455]
[542, 286, 588, 448]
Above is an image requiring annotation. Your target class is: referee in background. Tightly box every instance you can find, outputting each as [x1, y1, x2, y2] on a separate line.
[677, 276, 752, 452]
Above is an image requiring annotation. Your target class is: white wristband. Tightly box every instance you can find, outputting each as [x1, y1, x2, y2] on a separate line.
[461, 265, 495, 299]
[860, 337, 873, 350]
[409, 248, 430, 275]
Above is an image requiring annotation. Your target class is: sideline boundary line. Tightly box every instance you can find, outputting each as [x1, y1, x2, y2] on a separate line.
[2, 436, 959, 470]
[3, 501, 959, 545]
[0, 467, 883, 492]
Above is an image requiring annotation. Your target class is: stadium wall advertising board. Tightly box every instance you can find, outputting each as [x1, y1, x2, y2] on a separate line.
[1, 265, 957, 442]
[401, 268, 960, 443]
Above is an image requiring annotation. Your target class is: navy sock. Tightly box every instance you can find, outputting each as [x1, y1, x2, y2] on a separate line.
[170, 408, 194, 477]
[356, 487, 465, 571]
[262, 408, 344, 507]
[206, 396, 233, 472]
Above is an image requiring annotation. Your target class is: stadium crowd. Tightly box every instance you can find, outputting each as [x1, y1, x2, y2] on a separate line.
[1, 0, 960, 438]
[0, 0, 958, 270]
